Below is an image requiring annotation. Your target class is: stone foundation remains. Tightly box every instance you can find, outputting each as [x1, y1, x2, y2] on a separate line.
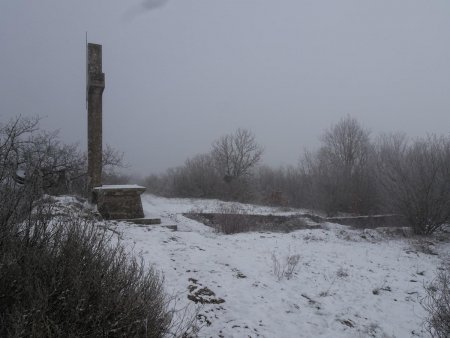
[94, 185, 146, 220]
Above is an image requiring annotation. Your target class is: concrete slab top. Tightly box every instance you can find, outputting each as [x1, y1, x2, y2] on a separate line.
[94, 184, 146, 191]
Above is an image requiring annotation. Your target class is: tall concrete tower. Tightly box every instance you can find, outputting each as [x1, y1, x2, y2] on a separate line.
[87, 43, 105, 197]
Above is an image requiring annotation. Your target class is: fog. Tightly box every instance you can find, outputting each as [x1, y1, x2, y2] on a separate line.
[1, 0, 449, 175]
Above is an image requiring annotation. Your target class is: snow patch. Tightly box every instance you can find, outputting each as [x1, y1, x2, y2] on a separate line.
[95, 194, 450, 337]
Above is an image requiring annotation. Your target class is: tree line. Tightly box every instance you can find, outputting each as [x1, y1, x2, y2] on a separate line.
[144, 116, 450, 235]
[2, 114, 449, 235]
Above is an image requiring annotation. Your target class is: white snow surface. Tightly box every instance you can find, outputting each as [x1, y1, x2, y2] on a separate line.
[103, 194, 449, 338]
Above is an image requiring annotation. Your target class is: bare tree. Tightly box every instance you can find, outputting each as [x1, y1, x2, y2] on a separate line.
[0, 116, 41, 228]
[321, 115, 371, 174]
[1, 116, 125, 199]
[1, 117, 37, 177]
[300, 116, 376, 215]
[254, 165, 308, 207]
[376, 133, 450, 234]
[211, 128, 263, 183]
[102, 144, 125, 173]
[163, 153, 221, 198]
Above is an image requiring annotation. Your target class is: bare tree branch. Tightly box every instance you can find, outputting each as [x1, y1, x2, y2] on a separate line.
[212, 128, 263, 182]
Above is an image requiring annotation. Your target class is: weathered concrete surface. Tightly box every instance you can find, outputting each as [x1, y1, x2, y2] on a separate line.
[184, 212, 409, 232]
[119, 219, 177, 231]
[94, 185, 146, 220]
[117, 218, 162, 225]
[326, 215, 408, 229]
[87, 43, 105, 197]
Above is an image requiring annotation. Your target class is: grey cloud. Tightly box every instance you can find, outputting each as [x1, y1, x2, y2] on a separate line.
[123, 0, 169, 21]
[1, 0, 450, 176]
[141, 0, 169, 11]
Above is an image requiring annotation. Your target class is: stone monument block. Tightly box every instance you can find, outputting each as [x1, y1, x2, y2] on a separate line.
[94, 185, 146, 220]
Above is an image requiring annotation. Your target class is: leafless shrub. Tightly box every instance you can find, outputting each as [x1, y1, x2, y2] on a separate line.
[0, 201, 174, 337]
[166, 301, 203, 338]
[372, 284, 391, 296]
[271, 251, 300, 281]
[357, 322, 394, 338]
[423, 270, 450, 337]
[336, 267, 349, 278]
[213, 203, 252, 234]
[377, 134, 450, 234]
[170, 154, 222, 198]
[300, 116, 377, 216]
[409, 238, 439, 256]
[144, 154, 224, 199]
[319, 275, 338, 297]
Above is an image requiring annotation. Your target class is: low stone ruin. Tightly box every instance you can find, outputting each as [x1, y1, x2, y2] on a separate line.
[93, 185, 146, 220]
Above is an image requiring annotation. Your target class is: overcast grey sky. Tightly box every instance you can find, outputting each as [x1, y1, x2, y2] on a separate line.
[1, 0, 449, 175]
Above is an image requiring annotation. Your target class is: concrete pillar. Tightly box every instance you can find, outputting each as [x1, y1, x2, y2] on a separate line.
[87, 43, 105, 199]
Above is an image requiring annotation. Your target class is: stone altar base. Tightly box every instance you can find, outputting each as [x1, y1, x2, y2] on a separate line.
[94, 185, 151, 220]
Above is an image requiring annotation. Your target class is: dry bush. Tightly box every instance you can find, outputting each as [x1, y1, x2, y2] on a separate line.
[300, 116, 377, 216]
[213, 204, 253, 234]
[423, 269, 450, 337]
[271, 251, 300, 281]
[377, 134, 450, 235]
[0, 198, 174, 337]
[336, 267, 349, 278]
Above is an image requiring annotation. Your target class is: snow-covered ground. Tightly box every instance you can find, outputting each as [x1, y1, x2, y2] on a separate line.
[107, 194, 449, 338]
